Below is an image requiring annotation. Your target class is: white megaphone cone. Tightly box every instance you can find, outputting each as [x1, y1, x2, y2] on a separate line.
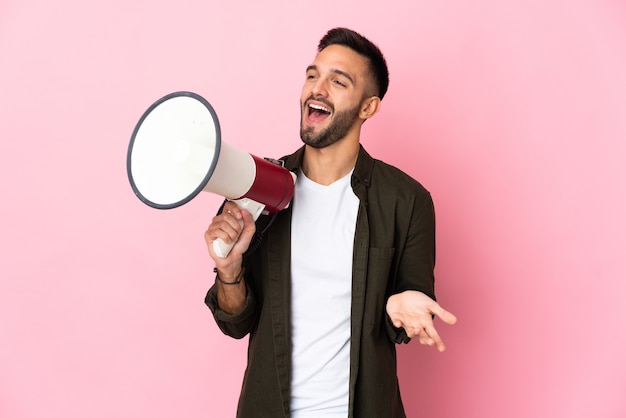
[127, 91, 296, 257]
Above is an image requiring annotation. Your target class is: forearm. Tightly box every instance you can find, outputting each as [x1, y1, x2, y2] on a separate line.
[215, 267, 247, 315]
[205, 269, 258, 339]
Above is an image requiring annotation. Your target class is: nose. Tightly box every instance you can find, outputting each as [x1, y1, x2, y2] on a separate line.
[310, 77, 329, 98]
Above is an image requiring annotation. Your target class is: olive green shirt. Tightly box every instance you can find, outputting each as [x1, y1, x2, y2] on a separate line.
[206, 145, 436, 417]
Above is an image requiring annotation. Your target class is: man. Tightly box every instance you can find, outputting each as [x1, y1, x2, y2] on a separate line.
[204, 27, 457, 418]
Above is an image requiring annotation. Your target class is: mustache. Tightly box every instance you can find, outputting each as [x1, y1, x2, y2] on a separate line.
[303, 95, 334, 112]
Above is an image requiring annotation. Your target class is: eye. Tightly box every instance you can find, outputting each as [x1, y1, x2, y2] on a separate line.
[334, 79, 347, 87]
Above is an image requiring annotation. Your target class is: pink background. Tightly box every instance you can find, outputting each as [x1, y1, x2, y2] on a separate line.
[1, 1, 625, 417]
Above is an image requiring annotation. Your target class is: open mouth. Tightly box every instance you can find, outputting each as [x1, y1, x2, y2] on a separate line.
[307, 102, 332, 124]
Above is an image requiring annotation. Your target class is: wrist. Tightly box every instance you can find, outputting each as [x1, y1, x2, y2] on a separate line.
[214, 267, 244, 285]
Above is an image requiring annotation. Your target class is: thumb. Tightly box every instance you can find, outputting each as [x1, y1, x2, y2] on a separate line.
[431, 303, 458, 325]
[234, 209, 256, 247]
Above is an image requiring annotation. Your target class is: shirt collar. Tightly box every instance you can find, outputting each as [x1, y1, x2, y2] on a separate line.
[282, 144, 374, 189]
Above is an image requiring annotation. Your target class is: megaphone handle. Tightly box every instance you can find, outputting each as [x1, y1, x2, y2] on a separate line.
[213, 198, 266, 258]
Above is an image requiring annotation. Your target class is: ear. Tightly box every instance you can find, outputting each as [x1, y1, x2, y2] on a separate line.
[359, 96, 382, 120]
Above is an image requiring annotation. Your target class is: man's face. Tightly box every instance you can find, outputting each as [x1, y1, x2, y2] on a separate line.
[300, 44, 372, 148]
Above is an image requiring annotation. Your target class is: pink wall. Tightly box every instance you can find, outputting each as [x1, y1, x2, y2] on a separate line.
[1, 1, 625, 417]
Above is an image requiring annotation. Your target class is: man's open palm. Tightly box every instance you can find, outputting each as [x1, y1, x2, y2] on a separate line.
[386, 290, 457, 352]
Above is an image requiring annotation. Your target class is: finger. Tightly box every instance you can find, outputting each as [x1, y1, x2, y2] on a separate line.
[431, 303, 458, 325]
[417, 329, 435, 347]
[424, 326, 447, 352]
[406, 323, 427, 341]
[387, 314, 403, 329]
[205, 229, 235, 260]
[205, 213, 243, 250]
[223, 209, 245, 231]
[223, 201, 246, 220]
[224, 209, 240, 224]
[211, 219, 242, 243]
[232, 211, 256, 251]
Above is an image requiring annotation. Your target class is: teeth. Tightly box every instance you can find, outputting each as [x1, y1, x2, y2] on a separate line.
[309, 103, 330, 113]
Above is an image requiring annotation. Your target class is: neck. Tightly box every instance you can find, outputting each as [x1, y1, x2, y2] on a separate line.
[301, 139, 360, 186]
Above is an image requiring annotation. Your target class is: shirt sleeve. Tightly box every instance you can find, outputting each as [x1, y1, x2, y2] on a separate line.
[396, 191, 437, 298]
[204, 279, 258, 339]
[386, 190, 437, 344]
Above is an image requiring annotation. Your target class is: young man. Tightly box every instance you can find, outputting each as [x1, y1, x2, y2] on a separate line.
[204, 27, 457, 418]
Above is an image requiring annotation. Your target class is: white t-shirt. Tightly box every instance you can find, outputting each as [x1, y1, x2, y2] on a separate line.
[290, 170, 359, 417]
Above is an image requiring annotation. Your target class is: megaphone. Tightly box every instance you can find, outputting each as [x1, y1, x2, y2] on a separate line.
[127, 91, 296, 257]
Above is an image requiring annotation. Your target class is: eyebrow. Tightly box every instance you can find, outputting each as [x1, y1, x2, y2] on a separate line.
[306, 65, 355, 85]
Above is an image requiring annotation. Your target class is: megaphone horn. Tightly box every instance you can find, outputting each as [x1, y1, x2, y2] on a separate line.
[126, 91, 296, 257]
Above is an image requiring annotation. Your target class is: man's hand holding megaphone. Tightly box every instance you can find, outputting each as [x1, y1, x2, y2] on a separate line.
[127, 91, 297, 313]
[204, 200, 257, 315]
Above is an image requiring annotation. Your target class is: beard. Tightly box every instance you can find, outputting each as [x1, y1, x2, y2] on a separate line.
[300, 98, 361, 149]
